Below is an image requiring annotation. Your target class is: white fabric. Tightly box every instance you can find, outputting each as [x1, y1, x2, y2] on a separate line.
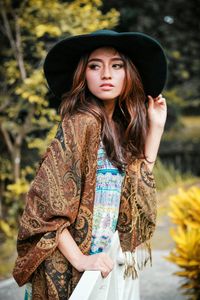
[69, 231, 140, 300]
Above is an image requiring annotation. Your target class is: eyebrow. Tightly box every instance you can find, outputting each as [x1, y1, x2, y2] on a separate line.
[88, 57, 123, 63]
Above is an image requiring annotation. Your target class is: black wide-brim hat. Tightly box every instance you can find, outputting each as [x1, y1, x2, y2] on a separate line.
[44, 30, 168, 105]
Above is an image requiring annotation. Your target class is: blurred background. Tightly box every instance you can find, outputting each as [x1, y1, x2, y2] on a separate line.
[0, 0, 199, 299]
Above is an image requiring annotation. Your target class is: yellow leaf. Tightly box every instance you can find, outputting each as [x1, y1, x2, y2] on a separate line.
[0, 220, 13, 238]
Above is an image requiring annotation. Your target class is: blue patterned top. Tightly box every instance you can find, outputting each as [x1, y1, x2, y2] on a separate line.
[90, 141, 125, 255]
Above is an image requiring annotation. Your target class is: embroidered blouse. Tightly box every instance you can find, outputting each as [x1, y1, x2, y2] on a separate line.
[90, 141, 125, 254]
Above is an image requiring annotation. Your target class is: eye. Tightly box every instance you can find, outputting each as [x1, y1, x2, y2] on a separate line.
[88, 64, 100, 70]
[112, 63, 124, 69]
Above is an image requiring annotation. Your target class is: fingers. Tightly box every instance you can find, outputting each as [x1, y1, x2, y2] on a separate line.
[148, 94, 165, 100]
[81, 252, 114, 278]
[148, 94, 166, 105]
[147, 95, 154, 108]
[101, 263, 113, 278]
[101, 269, 111, 278]
[99, 253, 114, 278]
[156, 94, 166, 102]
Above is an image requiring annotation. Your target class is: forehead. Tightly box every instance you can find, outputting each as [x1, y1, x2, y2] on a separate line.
[88, 47, 120, 58]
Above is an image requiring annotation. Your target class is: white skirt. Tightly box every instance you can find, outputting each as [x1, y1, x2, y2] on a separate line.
[70, 231, 140, 300]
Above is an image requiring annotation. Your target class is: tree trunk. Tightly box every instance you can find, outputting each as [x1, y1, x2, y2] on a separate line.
[12, 146, 21, 182]
[12, 135, 22, 182]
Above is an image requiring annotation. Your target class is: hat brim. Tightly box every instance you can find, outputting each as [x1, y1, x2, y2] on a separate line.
[44, 31, 168, 106]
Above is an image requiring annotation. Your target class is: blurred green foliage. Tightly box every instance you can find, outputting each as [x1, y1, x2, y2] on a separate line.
[0, 238, 16, 280]
[153, 159, 192, 191]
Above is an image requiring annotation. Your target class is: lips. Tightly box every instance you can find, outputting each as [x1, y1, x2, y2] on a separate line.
[100, 83, 114, 87]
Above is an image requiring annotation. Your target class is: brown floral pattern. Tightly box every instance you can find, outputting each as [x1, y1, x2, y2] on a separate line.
[13, 112, 157, 299]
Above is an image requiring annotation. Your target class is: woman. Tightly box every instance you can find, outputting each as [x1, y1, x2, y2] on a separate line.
[13, 29, 167, 299]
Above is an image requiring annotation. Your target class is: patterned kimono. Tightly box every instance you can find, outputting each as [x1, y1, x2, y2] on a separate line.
[13, 112, 156, 299]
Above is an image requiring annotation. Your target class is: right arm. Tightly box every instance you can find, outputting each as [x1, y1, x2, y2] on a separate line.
[58, 228, 114, 278]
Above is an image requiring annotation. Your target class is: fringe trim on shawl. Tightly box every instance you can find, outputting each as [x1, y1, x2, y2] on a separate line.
[122, 160, 155, 279]
[123, 240, 152, 279]
[124, 252, 138, 279]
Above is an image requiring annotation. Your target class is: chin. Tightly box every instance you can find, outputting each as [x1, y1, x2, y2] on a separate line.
[95, 94, 119, 101]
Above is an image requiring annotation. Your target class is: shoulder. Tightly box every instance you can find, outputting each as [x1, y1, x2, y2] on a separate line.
[44, 112, 101, 162]
[62, 112, 101, 131]
[59, 112, 101, 149]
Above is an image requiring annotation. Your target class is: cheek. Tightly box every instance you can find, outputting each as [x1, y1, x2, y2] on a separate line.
[86, 71, 96, 91]
[85, 71, 90, 86]
[118, 72, 125, 90]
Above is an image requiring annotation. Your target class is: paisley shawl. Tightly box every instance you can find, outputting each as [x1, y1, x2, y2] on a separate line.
[13, 112, 156, 299]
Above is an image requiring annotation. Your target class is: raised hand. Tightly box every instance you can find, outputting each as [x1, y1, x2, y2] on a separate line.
[147, 94, 167, 129]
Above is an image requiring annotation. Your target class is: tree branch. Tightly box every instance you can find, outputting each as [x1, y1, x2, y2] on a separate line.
[0, 23, 6, 35]
[0, 123, 14, 155]
[18, 0, 29, 18]
[0, 3, 18, 61]
[21, 107, 35, 138]
[0, 98, 10, 113]
[15, 14, 27, 80]
[0, 2, 27, 81]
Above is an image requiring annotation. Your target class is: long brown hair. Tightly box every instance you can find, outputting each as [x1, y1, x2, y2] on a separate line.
[59, 49, 148, 171]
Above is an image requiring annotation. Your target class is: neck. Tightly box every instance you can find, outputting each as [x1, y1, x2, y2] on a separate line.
[103, 99, 116, 122]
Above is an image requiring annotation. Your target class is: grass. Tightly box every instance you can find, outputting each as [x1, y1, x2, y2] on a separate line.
[181, 115, 200, 127]
[164, 115, 200, 142]
[153, 158, 194, 191]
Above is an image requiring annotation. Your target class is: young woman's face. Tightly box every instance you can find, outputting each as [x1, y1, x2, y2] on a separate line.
[85, 47, 125, 101]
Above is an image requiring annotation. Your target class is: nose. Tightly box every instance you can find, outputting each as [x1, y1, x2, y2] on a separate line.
[101, 66, 112, 80]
